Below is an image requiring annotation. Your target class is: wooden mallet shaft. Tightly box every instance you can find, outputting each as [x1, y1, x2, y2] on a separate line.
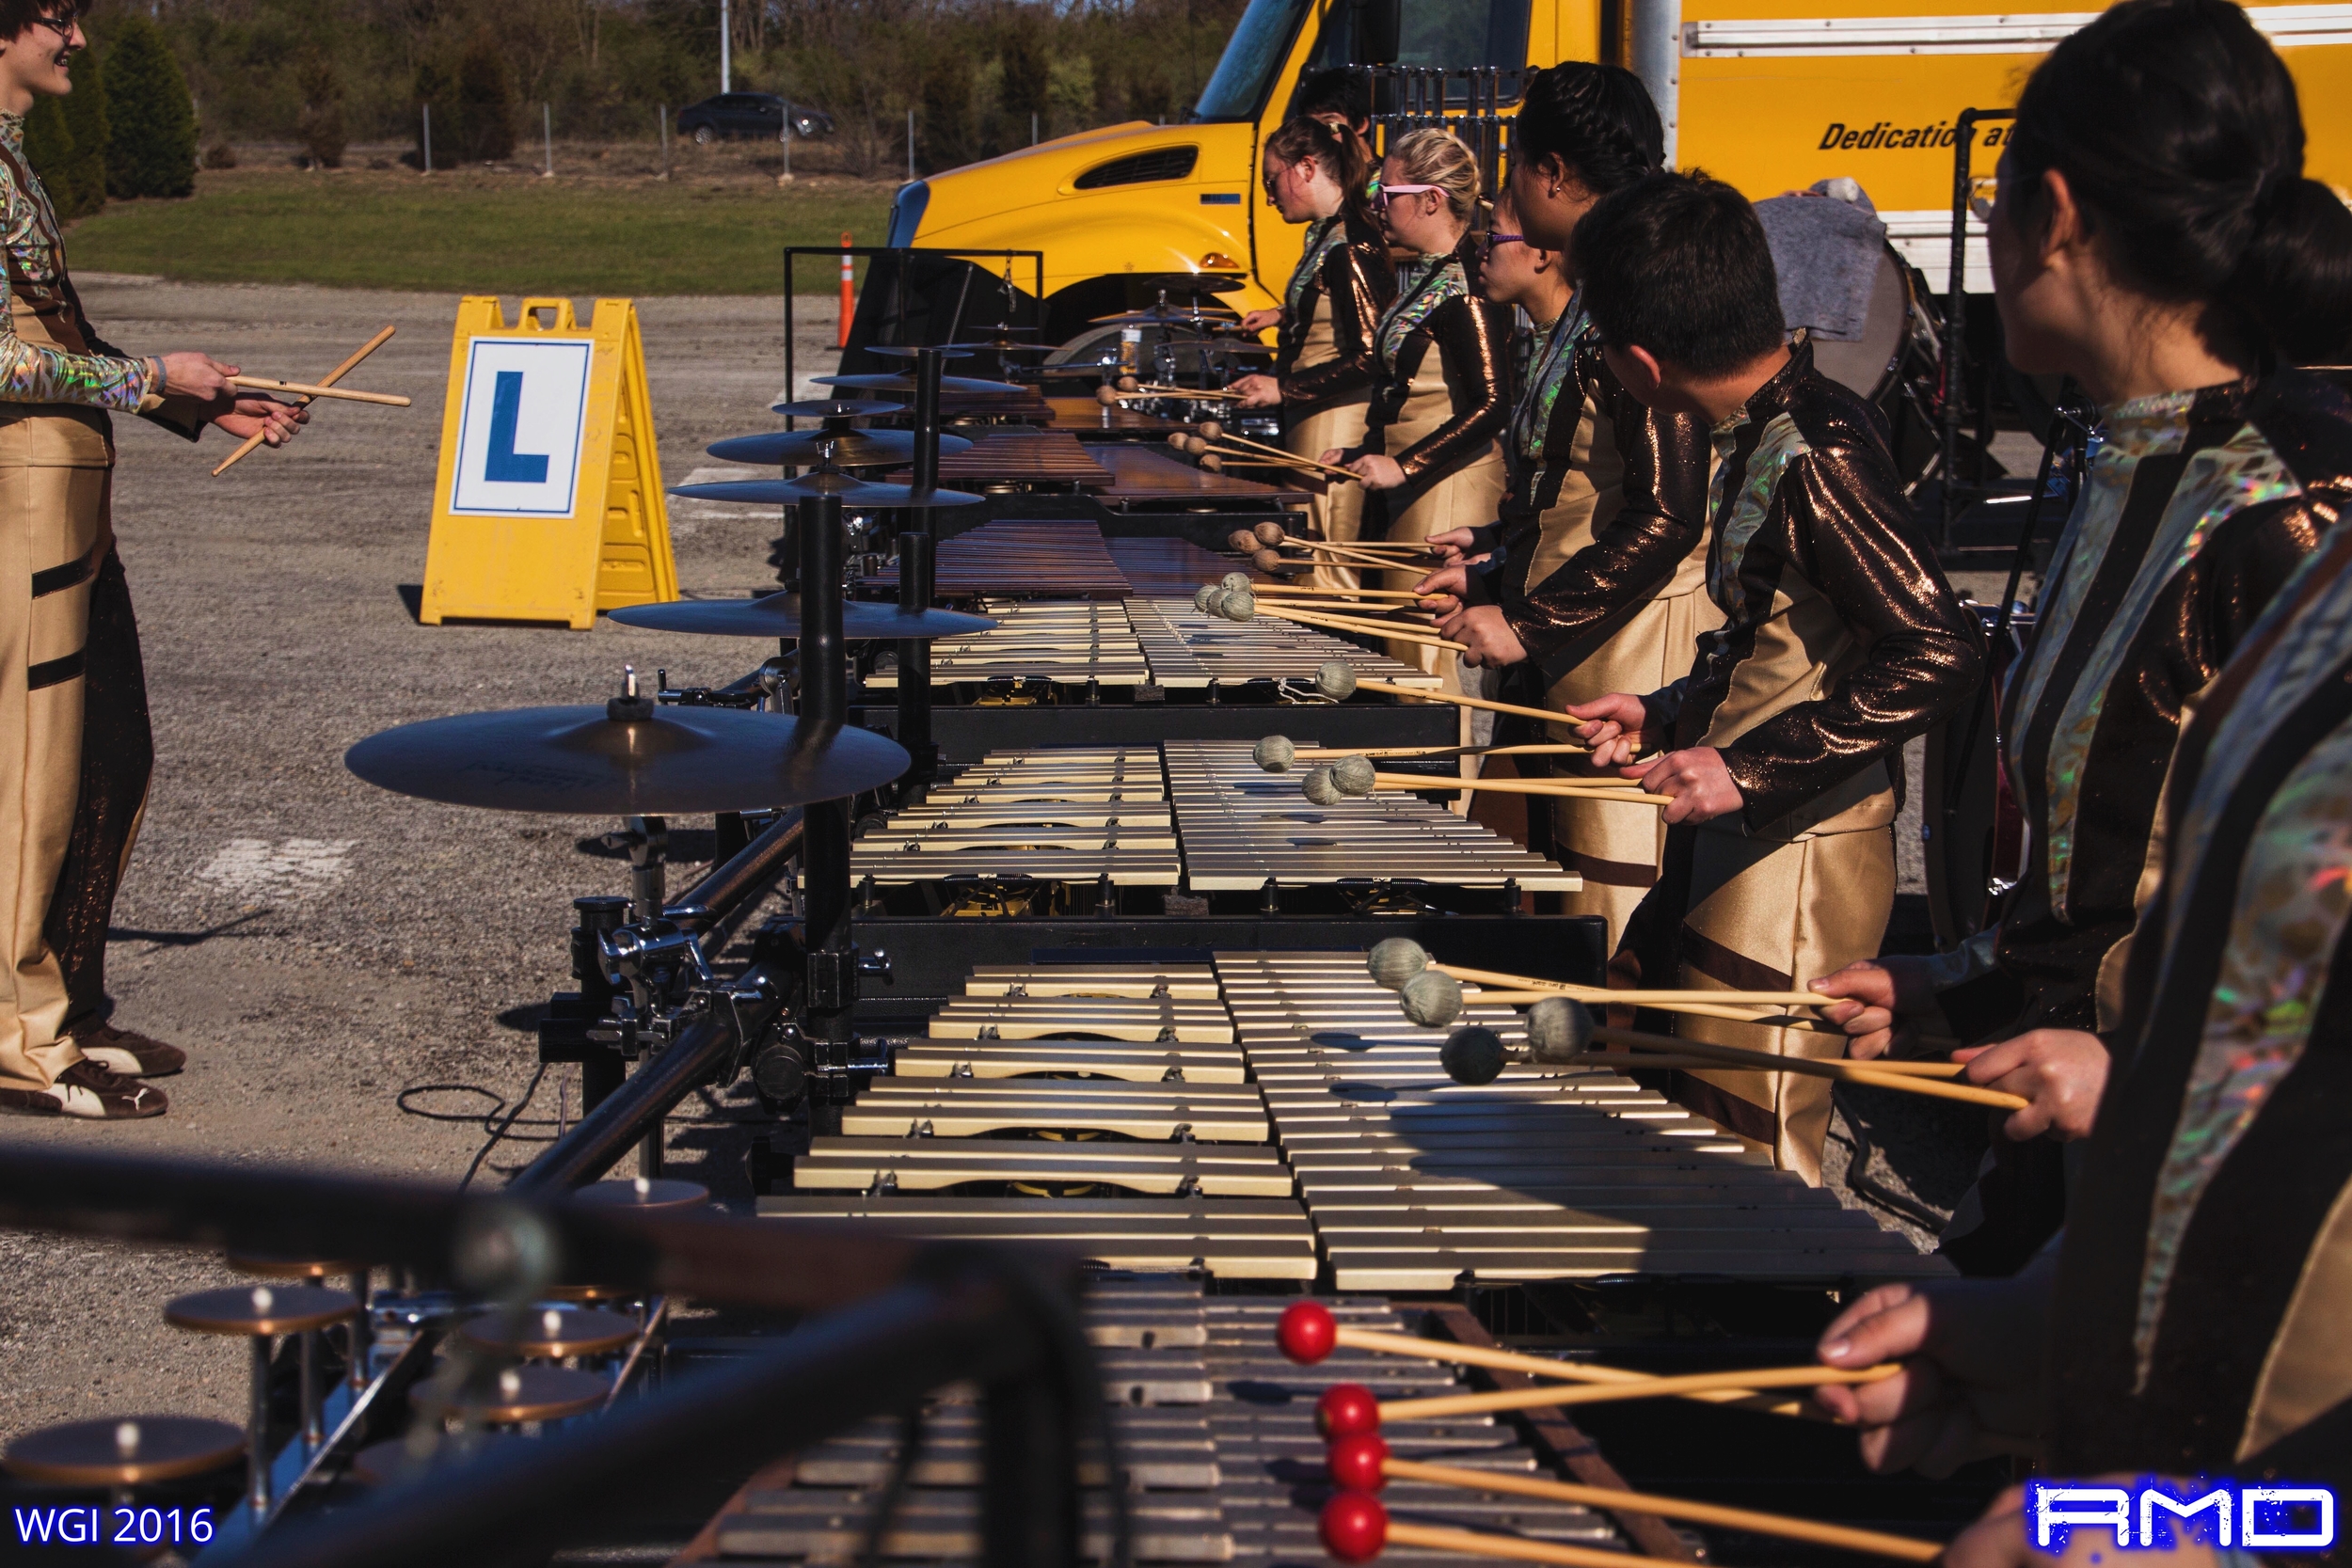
[1587, 1039, 2029, 1109]
[1316, 1321, 1809, 1416]
[212, 324, 396, 478]
[1379, 1460, 1943, 1563]
[1257, 603, 1470, 652]
[1386, 1521, 1690, 1568]
[1370, 771, 1660, 802]
[1377, 1362, 1899, 1421]
[1296, 742, 1591, 760]
[228, 375, 410, 406]
[1440, 962, 1855, 1019]
[1346, 675, 1583, 727]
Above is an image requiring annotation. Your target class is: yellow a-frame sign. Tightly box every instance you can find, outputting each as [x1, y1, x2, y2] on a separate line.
[421, 296, 677, 629]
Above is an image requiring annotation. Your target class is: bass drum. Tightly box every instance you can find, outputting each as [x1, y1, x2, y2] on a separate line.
[1807, 242, 1945, 483]
[1921, 601, 2035, 948]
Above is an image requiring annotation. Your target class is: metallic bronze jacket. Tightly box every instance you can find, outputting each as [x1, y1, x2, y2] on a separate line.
[1497, 333, 1712, 673]
[1645, 343, 1983, 832]
[2047, 518, 2352, 1539]
[1275, 212, 1394, 410]
[1940, 370, 2352, 1040]
[1365, 244, 1513, 484]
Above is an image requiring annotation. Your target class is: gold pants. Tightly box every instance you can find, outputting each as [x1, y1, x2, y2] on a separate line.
[1615, 812, 1896, 1184]
[1288, 401, 1369, 594]
[1542, 585, 1720, 954]
[0, 448, 106, 1091]
[1373, 451, 1506, 674]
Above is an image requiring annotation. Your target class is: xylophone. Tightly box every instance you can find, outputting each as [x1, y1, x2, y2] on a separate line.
[866, 601, 1153, 690]
[888, 428, 1117, 492]
[688, 1278, 1643, 1566]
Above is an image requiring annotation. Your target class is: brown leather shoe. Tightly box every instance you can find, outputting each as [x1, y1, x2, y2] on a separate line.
[70, 1022, 185, 1078]
[0, 1059, 168, 1119]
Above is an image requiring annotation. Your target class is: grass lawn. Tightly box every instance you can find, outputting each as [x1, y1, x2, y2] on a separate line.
[66, 166, 899, 295]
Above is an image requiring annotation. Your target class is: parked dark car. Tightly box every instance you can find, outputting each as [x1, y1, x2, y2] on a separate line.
[676, 92, 835, 143]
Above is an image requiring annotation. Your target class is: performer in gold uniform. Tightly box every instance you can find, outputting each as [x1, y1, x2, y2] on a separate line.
[1810, 0, 2352, 1272]
[0, 0, 301, 1120]
[1326, 129, 1510, 674]
[1414, 65, 1714, 949]
[1229, 117, 1392, 593]
[1568, 173, 1982, 1182]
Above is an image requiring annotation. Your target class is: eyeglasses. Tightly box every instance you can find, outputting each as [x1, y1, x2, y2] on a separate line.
[1478, 231, 1523, 258]
[1967, 173, 1999, 224]
[28, 14, 74, 40]
[1373, 183, 1441, 212]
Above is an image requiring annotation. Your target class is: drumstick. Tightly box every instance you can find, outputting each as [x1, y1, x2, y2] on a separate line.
[227, 375, 411, 407]
[1370, 1459, 1944, 1563]
[212, 325, 396, 477]
[1139, 383, 1248, 399]
[1375, 1362, 1900, 1422]
[1277, 1302, 1815, 1417]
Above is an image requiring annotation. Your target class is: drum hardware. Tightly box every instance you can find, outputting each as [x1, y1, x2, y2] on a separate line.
[164, 1283, 358, 1516]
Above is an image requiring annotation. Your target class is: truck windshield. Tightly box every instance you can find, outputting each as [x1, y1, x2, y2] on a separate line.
[1192, 0, 1311, 120]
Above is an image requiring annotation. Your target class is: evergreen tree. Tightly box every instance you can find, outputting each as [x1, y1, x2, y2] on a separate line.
[296, 51, 344, 168]
[20, 94, 72, 211]
[998, 20, 1049, 140]
[57, 43, 106, 219]
[103, 16, 196, 199]
[454, 32, 513, 162]
[917, 55, 971, 174]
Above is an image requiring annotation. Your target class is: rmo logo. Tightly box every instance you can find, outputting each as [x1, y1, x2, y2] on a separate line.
[1817, 119, 2013, 150]
[2028, 1481, 2337, 1553]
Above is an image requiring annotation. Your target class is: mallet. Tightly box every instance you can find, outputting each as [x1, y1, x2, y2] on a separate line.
[1321, 1493, 1695, 1568]
[1311, 661, 1612, 730]
[1427, 999, 2028, 1110]
[1366, 940, 1870, 1020]
[226, 375, 411, 407]
[1219, 591, 1471, 653]
[1322, 1492, 1692, 1568]
[212, 324, 396, 477]
[1251, 736, 1590, 771]
[1324, 1437, 1942, 1563]
[1315, 1362, 1900, 1427]
[1278, 1302, 1811, 1417]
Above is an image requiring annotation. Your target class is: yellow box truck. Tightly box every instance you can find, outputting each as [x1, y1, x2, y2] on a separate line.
[882, 0, 2352, 330]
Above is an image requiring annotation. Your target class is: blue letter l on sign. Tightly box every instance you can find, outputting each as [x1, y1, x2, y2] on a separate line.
[484, 370, 550, 483]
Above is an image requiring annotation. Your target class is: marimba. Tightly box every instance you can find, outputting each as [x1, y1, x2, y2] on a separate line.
[762, 956, 1946, 1291]
[865, 601, 1152, 690]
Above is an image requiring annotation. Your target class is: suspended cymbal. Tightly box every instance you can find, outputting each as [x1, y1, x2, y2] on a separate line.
[814, 372, 1028, 396]
[941, 341, 1054, 356]
[608, 594, 996, 640]
[1089, 308, 1243, 326]
[669, 475, 984, 508]
[345, 705, 909, 815]
[706, 429, 974, 467]
[771, 397, 906, 419]
[866, 345, 975, 360]
[1128, 272, 1248, 297]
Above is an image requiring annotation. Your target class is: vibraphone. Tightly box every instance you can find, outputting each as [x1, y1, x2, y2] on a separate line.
[844, 745, 1574, 925]
[854, 593, 1453, 758]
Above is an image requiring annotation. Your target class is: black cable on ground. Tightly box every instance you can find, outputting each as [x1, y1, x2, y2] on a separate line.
[395, 1071, 564, 1189]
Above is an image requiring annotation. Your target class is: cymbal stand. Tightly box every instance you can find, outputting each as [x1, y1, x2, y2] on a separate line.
[896, 346, 947, 806]
[794, 490, 882, 1127]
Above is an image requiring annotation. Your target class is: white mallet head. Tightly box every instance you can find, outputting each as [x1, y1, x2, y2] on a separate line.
[1315, 660, 1358, 699]
[1254, 735, 1297, 772]
[1400, 969, 1465, 1028]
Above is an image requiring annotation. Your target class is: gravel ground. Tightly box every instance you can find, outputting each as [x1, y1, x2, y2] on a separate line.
[0, 281, 834, 1445]
[0, 281, 1981, 1449]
